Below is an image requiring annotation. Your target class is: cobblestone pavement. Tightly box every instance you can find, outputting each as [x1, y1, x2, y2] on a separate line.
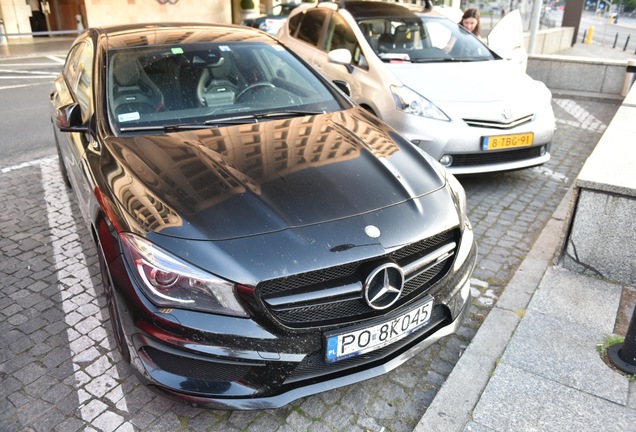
[0, 94, 619, 431]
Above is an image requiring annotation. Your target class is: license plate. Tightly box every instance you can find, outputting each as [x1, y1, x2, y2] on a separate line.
[482, 133, 534, 151]
[325, 299, 433, 363]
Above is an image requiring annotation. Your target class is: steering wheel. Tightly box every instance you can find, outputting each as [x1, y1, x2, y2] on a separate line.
[236, 82, 276, 102]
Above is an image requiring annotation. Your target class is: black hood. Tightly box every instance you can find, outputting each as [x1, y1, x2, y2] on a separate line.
[103, 108, 445, 241]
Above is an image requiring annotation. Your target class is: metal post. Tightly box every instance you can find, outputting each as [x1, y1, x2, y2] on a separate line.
[613, 32, 618, 48]
[621, 59, 636, 97]
[582, 29, 587, 44]
[0, 20, 6, 45]
[608, 302, 636, 374]
[624, 35, 630, 51]
[528, 0, 543, 54]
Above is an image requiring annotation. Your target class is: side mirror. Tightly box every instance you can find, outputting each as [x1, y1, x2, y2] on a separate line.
[328, 48, 354, 73]
[55, 103, 87, 132]
[332, 80, 351, 97]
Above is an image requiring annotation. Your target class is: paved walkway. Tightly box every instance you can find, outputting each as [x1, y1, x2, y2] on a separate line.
[415, 27, 636, 431]
[416, 185, 636, 431]
[0, 36, 74, 59]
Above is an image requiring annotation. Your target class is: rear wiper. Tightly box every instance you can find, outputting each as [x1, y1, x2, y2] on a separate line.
[204, 110, 325, 125]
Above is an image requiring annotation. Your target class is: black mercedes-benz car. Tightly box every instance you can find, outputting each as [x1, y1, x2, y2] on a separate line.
[50, 22, 477, 409]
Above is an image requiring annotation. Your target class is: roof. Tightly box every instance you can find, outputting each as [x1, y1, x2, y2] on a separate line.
[336, 1, 423, 20]
[89, 23, 276, 50]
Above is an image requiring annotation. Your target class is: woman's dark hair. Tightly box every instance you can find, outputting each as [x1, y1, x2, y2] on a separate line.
[460, 8, 481, 37]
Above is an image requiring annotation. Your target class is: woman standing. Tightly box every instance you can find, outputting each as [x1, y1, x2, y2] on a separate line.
[459, 8, 481, 37]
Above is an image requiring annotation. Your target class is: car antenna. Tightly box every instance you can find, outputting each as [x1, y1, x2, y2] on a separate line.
[318, 0, 345, 8]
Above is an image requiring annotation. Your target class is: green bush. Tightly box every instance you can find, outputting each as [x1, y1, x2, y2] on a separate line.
[241, 0, 255, 10]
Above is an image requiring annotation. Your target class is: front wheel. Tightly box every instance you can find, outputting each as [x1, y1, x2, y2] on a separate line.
[98, 241, 131, 363]
[53, 129, 71, 188]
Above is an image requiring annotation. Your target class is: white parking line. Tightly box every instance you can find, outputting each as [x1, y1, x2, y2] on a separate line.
[0, 82, 52, 90]
[553, 98, 607, 133]
[46, 55, 66, 64]
[0, 75, 57, 79]
[0, 68, 59, 75]
[532, 165, 569, 182]
[1, 156, 55, 173]
[0, 62, 64, 67]
[37, 158, 132, 428]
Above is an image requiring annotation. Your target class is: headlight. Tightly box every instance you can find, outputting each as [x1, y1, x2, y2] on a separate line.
[120, 233, 248, 317]
[390, 85, 450, 121]
[446, 173, 468, 228]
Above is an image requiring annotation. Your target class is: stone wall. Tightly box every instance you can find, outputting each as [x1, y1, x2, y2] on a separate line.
[560, 87, 636, 285]
[524, 27, 574, 55]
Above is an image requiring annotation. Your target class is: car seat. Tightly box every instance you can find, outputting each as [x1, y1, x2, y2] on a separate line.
[378, 33, 393, 52]
[196, 55, 238, 107]
[111, 55, 164, 117]
[393, 25, 413, 49]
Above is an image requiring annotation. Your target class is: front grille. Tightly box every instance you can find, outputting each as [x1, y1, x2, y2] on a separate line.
[257, 229, 458, 328]
[463, 114, 534, 130]
[284, 304, 449, 383]
[142, 347, 251, 381]
[451, 145, 546, 167]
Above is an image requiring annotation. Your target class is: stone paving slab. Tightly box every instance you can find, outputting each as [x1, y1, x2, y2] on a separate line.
[502, 267, 628, 405]
[471, 363, 636, 432]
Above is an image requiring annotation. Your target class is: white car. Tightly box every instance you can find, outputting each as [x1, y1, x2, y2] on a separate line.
[278, 1, 555, 174]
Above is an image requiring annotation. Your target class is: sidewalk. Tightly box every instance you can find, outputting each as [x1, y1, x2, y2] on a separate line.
[0, 36, 74, 59]
[415, 184, 636, 431]
[554, 41, 636, 61]
[414, 22, 636, 431]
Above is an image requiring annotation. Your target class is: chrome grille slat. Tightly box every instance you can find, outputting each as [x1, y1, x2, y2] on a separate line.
[450, 145, 546, 167]
[463, 114, 534, 130]
[257, 230, 458, 328]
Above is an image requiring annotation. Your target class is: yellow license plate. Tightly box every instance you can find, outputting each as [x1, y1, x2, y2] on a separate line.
[482, 133, 534, 151]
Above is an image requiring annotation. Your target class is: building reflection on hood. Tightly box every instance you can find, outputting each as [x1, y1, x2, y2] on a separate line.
[105, 109, 400, 234]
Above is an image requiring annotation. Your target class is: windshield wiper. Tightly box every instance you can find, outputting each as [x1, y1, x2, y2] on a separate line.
[204, 110, 325, 125]
[410, 57, 482, 63]
[119, 123, 222, 132]
[119, 110, 327, 132]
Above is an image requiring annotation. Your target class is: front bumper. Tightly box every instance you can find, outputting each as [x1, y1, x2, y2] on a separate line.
[111, 227, 477, 409]
[147, 283, 472, 410]
[382, 106, 555, 175]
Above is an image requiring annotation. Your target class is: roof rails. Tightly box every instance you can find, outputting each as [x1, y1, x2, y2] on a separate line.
[316, 0, 345, 10]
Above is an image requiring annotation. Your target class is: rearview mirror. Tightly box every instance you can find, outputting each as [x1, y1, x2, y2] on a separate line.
[332, 80, 351, 97]
[55, 103, 87, 132]
[328, 49, 353, 73]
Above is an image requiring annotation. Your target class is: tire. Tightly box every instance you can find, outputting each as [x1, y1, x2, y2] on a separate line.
[53, 130, 72, 188]
[98, 242, 131, 363]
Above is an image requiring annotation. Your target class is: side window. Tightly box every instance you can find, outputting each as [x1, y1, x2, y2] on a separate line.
[296, 9, 327, 46]
[74, 44, 94, 120]
[63, 45, 83, 84]
[288, 12, 303, 36]
[325, 13, 364, 68]
[63, 41, 94, 122]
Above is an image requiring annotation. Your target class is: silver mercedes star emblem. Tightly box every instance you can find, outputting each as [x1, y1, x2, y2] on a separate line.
[365, 225, 381, 238]
[364, 263, 404, 310]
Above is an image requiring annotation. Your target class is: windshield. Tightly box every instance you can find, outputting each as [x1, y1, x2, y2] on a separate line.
[107, 42, 345, 133]
[357, 15, 496, 63]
